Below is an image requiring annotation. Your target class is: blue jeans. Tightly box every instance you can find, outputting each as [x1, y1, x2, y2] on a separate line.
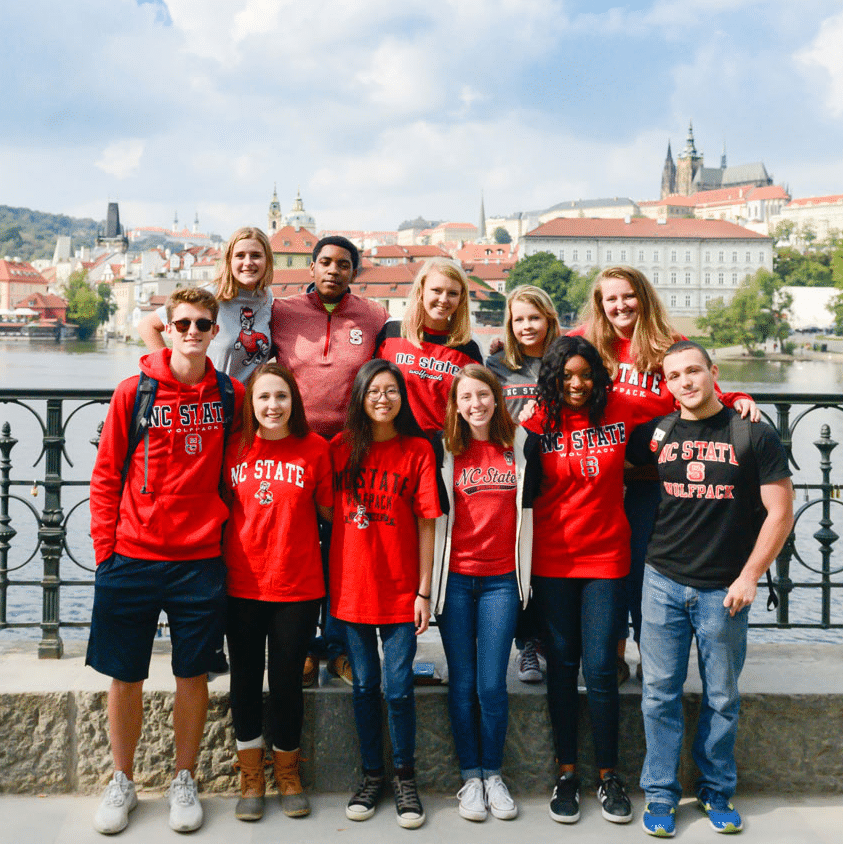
[618, 479, 662, 642]
[436, 571, 519, 779]
[340, 620, 417, 771]
[532, 575, 623, 769]
[310, 515, 345, 659]
[639, 565, 749, 807]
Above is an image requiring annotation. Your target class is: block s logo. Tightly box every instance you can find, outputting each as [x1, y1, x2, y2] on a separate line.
[349, 328, 363, 345]
[579, 456, 599, 478]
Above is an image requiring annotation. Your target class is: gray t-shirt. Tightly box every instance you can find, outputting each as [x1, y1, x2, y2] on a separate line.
[157, 286, 273, 383]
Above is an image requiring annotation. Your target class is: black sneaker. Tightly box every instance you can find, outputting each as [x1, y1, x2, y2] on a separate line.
[549, 773, 580, 823]
[597, 771, 633, 823]
[346, 774, 384, 821]
[392, 775, 426, 829]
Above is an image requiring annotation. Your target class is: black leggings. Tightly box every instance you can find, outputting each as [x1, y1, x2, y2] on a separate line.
[227, 596, 321, 751]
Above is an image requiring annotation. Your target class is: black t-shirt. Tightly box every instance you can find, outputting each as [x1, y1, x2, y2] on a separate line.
[627, 407, 791, 589]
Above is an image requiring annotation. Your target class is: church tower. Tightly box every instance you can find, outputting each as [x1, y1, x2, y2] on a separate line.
[268, 184, 282, 233]
[478, 190, 486, 240]
[660, 142, 676, 199]
[675, 121, 703, 196]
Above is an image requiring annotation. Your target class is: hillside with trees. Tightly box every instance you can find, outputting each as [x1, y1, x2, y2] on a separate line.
[0, 206, 101, 262]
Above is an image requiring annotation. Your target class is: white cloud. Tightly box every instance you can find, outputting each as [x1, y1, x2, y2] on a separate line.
[796, 11, 843, 117]
[95, 140, 146, 179]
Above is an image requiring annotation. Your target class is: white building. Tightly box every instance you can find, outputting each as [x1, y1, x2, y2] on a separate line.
[769, 194, 843, 245]
[522, 217, 773, 331]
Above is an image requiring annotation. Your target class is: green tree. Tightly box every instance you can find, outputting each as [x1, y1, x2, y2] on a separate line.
[771, 220, 795, 245]
[63, 270, 114, 340]
[505, 251, 577, 318]
[492, 226, 512, 244]
[831, 290, 843, 335]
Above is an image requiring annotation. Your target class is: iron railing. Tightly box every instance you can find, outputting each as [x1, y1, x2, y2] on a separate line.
[0, 389, 841, 657]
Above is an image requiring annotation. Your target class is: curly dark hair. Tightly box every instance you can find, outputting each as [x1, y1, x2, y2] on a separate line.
[537, 335, 612, 432]
[341, 359, 425, 500]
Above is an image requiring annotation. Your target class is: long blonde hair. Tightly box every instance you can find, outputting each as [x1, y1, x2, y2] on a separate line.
[579, 265, 680, 377]
[502, 285, 561, 369]
[215, 226, 274, 302]
[401, 258, 473, 348]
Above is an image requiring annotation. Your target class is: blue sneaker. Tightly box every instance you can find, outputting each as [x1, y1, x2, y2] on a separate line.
[697, 788, 743, 833]
[642, 802, 676, 837]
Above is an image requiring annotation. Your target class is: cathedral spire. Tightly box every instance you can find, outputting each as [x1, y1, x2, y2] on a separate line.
[479, 190, 486, 240]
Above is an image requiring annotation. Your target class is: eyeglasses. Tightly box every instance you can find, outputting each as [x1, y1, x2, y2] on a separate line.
[171, 318, 215, 333]
[365, 387, 400, 401]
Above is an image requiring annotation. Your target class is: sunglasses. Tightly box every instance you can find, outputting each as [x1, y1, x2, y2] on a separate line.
[171, 318, 215, 333]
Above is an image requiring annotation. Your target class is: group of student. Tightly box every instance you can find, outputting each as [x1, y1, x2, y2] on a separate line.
[87, 227, 794, 838]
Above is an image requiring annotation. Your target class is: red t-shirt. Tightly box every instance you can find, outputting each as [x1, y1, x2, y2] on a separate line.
[329, 434, 442, 624]
[525, 393, 651, 579]
[450, 440, 517, 576]
[223, 432, 332, 602]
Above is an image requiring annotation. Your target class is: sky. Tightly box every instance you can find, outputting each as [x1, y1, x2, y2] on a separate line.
[3, 0, 843, 240]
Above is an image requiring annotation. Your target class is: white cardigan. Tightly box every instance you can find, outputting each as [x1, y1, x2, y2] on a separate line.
[431, 426, 537, 615]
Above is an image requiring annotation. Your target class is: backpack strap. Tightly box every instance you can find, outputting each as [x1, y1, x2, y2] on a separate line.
[648, 410, 680, 460]
[729, 411, 779, 610]
[121, 373, 158, 493]
[215, 370, 236, 446]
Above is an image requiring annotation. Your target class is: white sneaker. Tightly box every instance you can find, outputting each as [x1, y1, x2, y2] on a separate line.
[168, 769, 203, 833]
[93, 771, 138, 834]
[484, 774, 518, 820]
[456, 777, 487, 821]
[517, 641, 543, 683]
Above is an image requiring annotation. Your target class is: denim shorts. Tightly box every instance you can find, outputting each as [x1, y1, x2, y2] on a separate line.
[86, 553, 227, 682]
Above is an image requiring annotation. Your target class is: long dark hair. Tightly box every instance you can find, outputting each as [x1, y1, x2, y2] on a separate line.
[240, 363, 309, 453]
[538, 336, 612, 432]
[341, 359, 425, 498]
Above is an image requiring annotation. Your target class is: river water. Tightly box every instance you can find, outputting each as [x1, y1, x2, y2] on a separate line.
[1, 339, 842, 643]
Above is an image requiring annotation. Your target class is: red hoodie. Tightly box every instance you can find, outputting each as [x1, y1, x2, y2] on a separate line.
[90, 349, 245, 565]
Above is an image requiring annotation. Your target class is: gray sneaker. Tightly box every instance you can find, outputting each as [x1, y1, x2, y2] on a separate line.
[93, 771, 138, 834]
[168, 769, 203, 833]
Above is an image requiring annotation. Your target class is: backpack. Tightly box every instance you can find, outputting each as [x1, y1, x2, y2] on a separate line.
[650, 409, 779, 610]
[120, 370, 236, 492]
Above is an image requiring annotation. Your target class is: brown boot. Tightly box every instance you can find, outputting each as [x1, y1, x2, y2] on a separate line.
[273, 748, 310, 817]
[233, 747, 266, 821]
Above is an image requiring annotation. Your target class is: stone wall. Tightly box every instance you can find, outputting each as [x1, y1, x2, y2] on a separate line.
[2, 684, 842, 796]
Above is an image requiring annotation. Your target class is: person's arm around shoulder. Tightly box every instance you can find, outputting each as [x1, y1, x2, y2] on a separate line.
[415, 517, 434, 635]
[138, 311, 168, 352]
[723, 477, 794, 616]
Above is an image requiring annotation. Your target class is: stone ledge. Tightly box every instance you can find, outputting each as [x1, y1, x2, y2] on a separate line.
[1, 642, 841, 796]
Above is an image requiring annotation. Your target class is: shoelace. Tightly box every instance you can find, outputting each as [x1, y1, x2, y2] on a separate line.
[171, 774, 196, 806]
[600, 773, 625, 800]
[485, 777, 513, 808]
[457, 779, 483, 803]
[394, 778, 422, 812]
[353, 776, 383, 803]
[103, 781, 127, 806]
[520, 645, 540, 672]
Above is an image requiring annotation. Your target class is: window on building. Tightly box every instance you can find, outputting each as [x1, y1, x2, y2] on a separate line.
[572, 250, 578, 261]
[732, 251, 738, 262]
[732, 273, 738, 284]
[638, 250, 644, 262]
[746, 252, 751, 262]
[559, 250, 564, 261]
[685, 273, 692, 284]
[286, 256, 293, 267]
[653, 250, 659, 261]
[620, 250, 627, 261]
[718, 272, 724, 285]
[685, 250, 691, 262]
[670, 295, 677, 307]
[653, 271, 659, 284]
[705, 251, 710, 262]
[586, 250, 592, 261]
[705, 273, 711, 284]
[685, 295, 691, 307]
[718, 251, 724, 261]
[606, 250, 612, 261]
[704, 294, 711, 304]
[670, 250, 677, 261]
[759, 251, 765, 263]
[670, 271, 677, 284]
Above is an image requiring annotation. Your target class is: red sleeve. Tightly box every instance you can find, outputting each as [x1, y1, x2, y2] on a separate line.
[313, 437, 334, 508]
[411, 439, 443, 519]
[717, 388, 753, 408]
[89, 377, 137, 565]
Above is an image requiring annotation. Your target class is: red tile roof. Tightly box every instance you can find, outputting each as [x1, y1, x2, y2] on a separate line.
[526, 217, 770, 240]
[786, 194, 843, 207]
[14, 291, 67, 308]
[0, 259, 48, 283]
[269, 226, 318, 253]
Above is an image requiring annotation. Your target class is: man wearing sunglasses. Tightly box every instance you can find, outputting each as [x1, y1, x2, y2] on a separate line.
[87, 287, 245, 835]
